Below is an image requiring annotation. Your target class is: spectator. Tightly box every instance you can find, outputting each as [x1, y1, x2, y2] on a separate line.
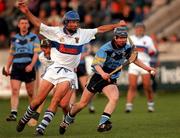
[0, 0, 6, 14]
[133, 6, 144, 25]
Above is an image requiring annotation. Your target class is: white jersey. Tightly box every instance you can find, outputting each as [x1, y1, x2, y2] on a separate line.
[130, 35, 156, 63]
[39, 52, 53, 69]
[40, 23, 97, 70]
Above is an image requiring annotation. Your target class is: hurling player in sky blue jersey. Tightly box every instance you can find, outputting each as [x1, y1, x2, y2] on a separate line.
[59, 27, 156, 134]
[4, 16, 40, 122]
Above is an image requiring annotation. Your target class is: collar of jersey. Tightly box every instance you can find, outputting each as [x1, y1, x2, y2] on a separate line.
[63, 27, 77, 36]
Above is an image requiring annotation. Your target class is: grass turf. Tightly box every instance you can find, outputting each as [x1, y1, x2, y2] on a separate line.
[0, 91, 180, 138]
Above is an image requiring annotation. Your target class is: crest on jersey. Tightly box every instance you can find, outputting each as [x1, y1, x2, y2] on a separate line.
[60, 37, 65, 42]
[75, 37, 79, 43]
[143, 41, 146, 45]
[16, 39, 20, 43]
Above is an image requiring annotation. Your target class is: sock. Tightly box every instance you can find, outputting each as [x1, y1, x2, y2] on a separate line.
[36, 110, 55, 133]
[147, 101, 154, 107]
[126, 103, 133, 110]
[32, 112, 40, 121]
[99, 112, 111, 125]
[21, 106, 36, 124]
[64, 112, 74, 124]
[11, 110, 17, 118]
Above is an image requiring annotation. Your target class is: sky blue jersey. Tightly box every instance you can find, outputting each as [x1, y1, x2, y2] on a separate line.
[10, 32, 40, 63]
[92, 40, 133, 79]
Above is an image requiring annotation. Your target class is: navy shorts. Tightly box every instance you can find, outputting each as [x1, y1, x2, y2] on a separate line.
[10, 62, 36, 83]
[86, 73, 117, 94]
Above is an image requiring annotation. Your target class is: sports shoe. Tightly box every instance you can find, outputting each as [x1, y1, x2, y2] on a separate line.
[148, 106, 155, 112]
[59, 121, 70, 135]
[16, 120, 26, 132]
[6, 114, 17, 121]
[97, 120, 112, 132]
[147, 102, 155, 112]
[34, 128, 44, 136]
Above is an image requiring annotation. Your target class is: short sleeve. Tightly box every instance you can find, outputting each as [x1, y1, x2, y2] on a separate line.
[148, 37, 156, 53]
[9, 38, 16, 55]
[33, 35, 41, 53]
[40, 23, 60, 41]
[80, 28, 98, 44]
[92, 48, 106, 67]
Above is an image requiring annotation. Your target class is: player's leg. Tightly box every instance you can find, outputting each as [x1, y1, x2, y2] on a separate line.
[25, 80, 41, 127]
[142, 74, 155, 112]
[25, 81, 35, 103]
[97, 84, 119, 132]
[16, 79, 54, 132]
[28, 67, 41, 126]
[125, 73, 138, 112]
[28, 101, 45, 127]
[59, 88, 74, 115]
[79, 76, 95, 113]
[69, 90, 76, 106]
[6, 79, 22, 121]
[78, 63, 96, 113]
[59, 87, 94, 135]
[35, 81, 70, 135]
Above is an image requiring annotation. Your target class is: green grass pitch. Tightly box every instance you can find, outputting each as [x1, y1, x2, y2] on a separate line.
[0, 91, 180, 138]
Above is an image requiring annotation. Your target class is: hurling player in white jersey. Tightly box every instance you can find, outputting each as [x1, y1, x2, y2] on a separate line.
[28, 39, 78, 127]
[16, 0, 127, 135]
[125, 23, 157, 113]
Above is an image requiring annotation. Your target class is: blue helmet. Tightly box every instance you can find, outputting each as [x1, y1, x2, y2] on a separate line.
[63, 10, 80, 24]
[114, 27, 128, 37]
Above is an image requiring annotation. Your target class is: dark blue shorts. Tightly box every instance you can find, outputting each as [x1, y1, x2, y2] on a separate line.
[10, 62, 36, 83]
[86, 73, 117, 93]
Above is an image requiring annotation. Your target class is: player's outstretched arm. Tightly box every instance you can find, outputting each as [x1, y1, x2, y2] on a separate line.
[17, 0, 41, 28]
[97, 20, 127, 33]
[134, 58, 156, 76]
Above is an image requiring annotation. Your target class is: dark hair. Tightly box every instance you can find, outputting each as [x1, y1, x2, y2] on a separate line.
[40, 39, 51, 48]
[17, 16, 29, 23]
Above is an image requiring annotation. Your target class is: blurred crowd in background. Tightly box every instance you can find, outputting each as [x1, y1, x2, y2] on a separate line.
[0, 0, 179, 49]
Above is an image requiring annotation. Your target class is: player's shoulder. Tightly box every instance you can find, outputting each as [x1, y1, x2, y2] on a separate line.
[28, 32, 38, 37]
[143, 35, 152, 40]
[125, 43, 132, 49]
[11, 33, 19, 42]
[100, 41, 112, 50]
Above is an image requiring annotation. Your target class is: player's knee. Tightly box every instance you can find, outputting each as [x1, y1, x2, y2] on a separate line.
[143, 85, 151, 91]
[12, 88, 20, 95]
[59, 101, 68, 109]
[129, 85, 137, 91]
